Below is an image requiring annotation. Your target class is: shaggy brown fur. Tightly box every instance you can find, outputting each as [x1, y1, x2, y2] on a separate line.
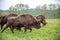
[36, 15, 47, 26]
[1, 14, 40, 33]
[0, 13, 17, 30]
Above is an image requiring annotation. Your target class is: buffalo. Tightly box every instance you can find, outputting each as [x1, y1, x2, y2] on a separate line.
[1, 14, 41, 33]
[36, 15, 47, 26]
[0, 15, 5, 29]
[0, 13, 17, 30]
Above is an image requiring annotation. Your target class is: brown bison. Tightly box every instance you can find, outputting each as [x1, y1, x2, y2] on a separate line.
[36, 15, 47, 26]
[1, 14, 40, 33]
[0, 13, 17, 30]
[0, 15, 5, 29]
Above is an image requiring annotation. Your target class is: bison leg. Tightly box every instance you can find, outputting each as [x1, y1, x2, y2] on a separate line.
[29, 27, 32, 32]
[1, 24, 9, 33]
[16, 26, 21, 31]
[24, 27, 27, 32]
[24, 26, 32, 32]
[27, 26, 32, 32]
[9, 26, 15, 33]
[1, 24, 5, 30]
[18, 28, 21, 31]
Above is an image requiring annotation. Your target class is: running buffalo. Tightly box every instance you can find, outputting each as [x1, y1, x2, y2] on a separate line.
[1, 14, 41, 33]
[0, 13, 17, 30]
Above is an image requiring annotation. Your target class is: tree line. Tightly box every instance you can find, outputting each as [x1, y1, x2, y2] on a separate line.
[0, 3, 60, 19]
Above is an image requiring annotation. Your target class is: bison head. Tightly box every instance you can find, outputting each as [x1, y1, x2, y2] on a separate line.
[41, 19, 47, 26]
[36, 15, 47, 26]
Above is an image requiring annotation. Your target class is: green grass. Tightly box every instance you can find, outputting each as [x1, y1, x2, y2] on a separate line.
[0, 19, 60, 40]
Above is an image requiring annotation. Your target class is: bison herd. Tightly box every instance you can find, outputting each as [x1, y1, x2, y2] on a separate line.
[0, 13, 47, 33]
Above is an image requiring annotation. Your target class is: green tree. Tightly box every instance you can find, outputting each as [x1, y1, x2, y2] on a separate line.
[15, 4, 24, 11]
[25, 4, 29, 10]
[9, 6, 17, 13]
[49, 4, 57, 10]
[42, 4, 47, 10]
[15, 4, 29, 11]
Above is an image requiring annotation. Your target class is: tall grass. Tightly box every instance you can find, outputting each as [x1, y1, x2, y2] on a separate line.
[0, 19, 60, 40]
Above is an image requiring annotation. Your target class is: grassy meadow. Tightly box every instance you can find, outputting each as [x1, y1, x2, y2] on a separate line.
[0, 19, 60, 40]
